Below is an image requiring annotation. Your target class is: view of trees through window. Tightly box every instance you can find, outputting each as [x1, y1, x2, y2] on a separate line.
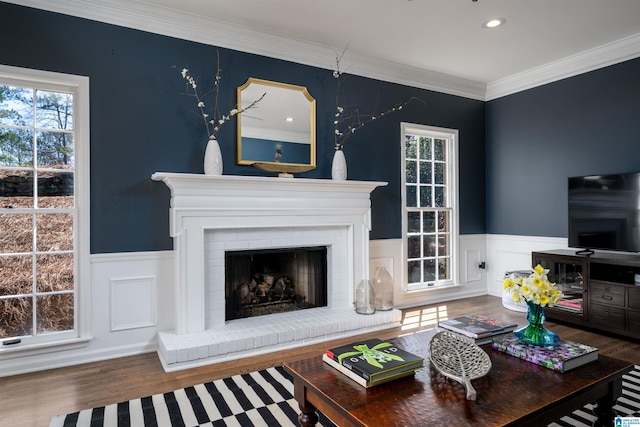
[0, 84, 75, 341]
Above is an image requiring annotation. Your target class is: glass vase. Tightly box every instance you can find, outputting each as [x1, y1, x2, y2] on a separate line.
[355, 279, 375, 315]
[371, 266, 394, 310]
[513, 302, 559, 346]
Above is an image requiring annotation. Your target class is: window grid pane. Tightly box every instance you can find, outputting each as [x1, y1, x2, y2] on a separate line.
[405, 127, 454, 290]
[0, 297, 33, 338]
[0, 80, 76, 342]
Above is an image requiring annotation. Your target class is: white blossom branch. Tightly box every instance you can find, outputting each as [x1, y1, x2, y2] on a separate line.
[178, 51, 265, 140]
[333, 46, 424, 150]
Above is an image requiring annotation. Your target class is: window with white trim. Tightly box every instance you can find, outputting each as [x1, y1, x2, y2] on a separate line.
[402, 123, 458, 291]
[0, 65, 90, 351]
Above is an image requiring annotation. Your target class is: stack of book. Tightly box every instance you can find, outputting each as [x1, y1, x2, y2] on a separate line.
[491, 334, 598, 372]
[323, 338, 424, 388]
[555, 296, 583, 313]
[437, 314, 518, 345]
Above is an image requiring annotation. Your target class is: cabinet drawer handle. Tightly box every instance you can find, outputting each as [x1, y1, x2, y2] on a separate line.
[601, 295, 613, 301]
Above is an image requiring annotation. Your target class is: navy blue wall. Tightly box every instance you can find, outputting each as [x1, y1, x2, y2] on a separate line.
[0, 3, 485, 254]
[486, 58, 640, 237]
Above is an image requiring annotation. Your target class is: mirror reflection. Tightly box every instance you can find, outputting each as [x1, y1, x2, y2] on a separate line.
[237, 78, 316, 174]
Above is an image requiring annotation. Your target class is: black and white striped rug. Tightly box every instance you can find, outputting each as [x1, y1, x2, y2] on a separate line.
[50, 365, 640, 427]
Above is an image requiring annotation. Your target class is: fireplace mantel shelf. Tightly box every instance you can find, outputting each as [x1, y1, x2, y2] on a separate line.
[151, 172, 387, 195]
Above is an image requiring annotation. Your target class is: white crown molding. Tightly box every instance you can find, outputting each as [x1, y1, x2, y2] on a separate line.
[2, 0, 487, 100]
[486, 33, 640, 101]
[6, 0, 640, 101]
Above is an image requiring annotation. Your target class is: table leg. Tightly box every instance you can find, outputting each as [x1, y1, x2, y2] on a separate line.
[293, 376, 319, 427]
[297, 402, 319, 427]
[592, 378, 623, 427]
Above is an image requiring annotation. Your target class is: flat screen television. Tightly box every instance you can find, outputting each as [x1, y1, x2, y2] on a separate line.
[568, 172, 640, 254]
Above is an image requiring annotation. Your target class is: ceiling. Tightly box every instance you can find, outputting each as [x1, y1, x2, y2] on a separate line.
[8, 0, 640, 100]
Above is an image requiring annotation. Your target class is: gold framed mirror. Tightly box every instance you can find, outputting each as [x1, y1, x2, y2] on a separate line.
[237, 78, 316, 176]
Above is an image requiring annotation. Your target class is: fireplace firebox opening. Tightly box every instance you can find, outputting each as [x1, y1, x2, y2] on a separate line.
[225, 246, 328, 321]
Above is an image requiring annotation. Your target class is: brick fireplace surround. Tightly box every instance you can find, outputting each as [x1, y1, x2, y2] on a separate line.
[152, 173, 402, 371]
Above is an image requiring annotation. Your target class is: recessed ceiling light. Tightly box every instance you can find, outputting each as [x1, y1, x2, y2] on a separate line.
[482, 17, 506, 29]
[285, 117, 294, 122]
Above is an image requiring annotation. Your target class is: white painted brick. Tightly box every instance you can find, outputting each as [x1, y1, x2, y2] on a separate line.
[165, 349, 177, 364]
[208, 341, 220, 357]
[294, 327, 306, 341]
[187, 346, 200, 361]
[197, 345, 208, 359]
[267, 331, 279, 346]
[176, 347, 189, 363]
[158, 308, 402, 369]
[225, 337, 238, 353]
[253, 333, 263, 348]
[233, 336, 246, 352]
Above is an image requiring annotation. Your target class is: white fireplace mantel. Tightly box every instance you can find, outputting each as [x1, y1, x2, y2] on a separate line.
[151, 172, 388, 335]
[151, 173, 403, 370]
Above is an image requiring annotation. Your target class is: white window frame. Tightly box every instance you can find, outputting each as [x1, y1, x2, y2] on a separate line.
[0, 65, 91, 352]
[401, 122, 459, 293]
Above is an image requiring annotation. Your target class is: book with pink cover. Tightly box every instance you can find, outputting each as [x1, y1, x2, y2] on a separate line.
[491, 334, 598, 372]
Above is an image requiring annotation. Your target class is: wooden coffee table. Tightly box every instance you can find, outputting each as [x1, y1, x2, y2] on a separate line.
[284, 331, 633, 427]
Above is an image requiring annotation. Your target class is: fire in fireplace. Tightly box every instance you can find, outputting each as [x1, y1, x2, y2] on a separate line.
[225, 246, 328, 321]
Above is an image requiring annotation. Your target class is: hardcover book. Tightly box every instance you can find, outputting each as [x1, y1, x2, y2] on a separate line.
[556, 298, 583, 312]
[491, 334, 598, 372]
[325, 338, 424, 382]
[455, 330, 514, 346]
[322, 354, 418, 388]
[438, 314, 518, 339]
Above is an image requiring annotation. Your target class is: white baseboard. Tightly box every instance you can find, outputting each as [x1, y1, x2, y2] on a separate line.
[0, 341, 156, 377]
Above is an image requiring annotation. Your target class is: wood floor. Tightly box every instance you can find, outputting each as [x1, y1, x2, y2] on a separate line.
[2, 295, 640, 427]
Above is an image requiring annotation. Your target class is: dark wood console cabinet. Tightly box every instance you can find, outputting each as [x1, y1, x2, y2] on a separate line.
[532, 249, 640, 339]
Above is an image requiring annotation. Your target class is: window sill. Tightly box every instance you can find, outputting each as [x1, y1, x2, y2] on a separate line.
[0, 336, 93, 358]
[404, 283, 460, 294]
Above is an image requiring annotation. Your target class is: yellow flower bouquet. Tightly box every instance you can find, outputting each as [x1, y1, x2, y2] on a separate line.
[503, 264, 563, 308]
[503, 265, 563, 346]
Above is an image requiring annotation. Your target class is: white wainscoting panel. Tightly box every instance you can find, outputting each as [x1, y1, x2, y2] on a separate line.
[110, 276, 157, 331]
[369, 235, 488, 309]
[464, 249, 482, 283]
[486, 234, 568, 298]
[2, 234, 574, 377]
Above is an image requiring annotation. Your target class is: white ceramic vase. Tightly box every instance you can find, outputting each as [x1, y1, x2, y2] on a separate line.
[331, 149, 347, 180]
[204, 138, 223, 175]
